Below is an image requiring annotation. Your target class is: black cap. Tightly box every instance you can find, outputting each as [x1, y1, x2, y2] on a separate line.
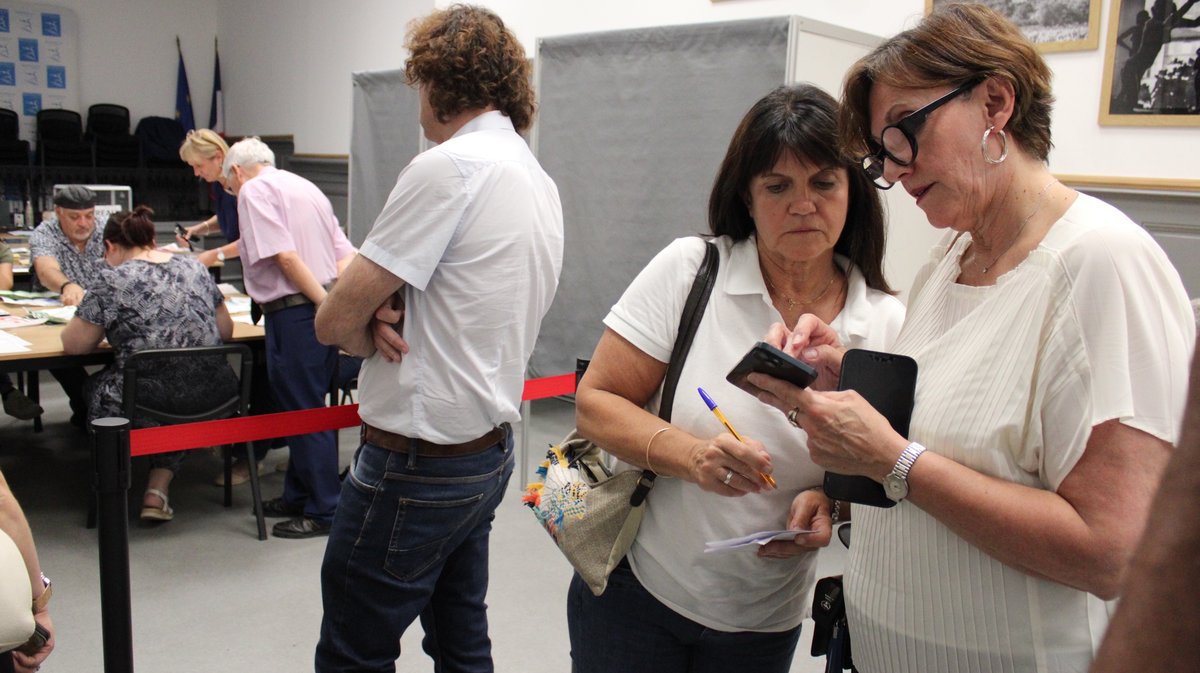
[53, 185, 96, 210]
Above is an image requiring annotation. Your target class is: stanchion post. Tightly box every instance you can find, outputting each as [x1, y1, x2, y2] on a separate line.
[92, 417, 135, 673]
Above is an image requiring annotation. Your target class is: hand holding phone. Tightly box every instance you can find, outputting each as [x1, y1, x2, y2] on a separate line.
[726, 341, 818, 398]
[823, 349, 918, 508]
[16, 622, 50, 655]
[174, 223, 199, 251]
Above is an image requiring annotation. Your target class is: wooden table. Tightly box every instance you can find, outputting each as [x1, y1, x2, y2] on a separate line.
[0, 302, 265, 431]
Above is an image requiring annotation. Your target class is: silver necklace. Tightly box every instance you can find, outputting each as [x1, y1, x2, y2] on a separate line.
[970, 179, 1057, 274]
[764, 267, 839, 311]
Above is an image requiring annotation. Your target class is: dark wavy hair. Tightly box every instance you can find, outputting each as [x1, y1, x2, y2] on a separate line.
[839, 3, 1054, 163]
[103, 205, 157, 250]
[709, 83, 893, 294]
[404, 4, 535, 132]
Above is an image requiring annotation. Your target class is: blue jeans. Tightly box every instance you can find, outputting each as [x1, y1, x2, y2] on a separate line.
[567, 561, 802, 673]
[315, 427, 514, 673]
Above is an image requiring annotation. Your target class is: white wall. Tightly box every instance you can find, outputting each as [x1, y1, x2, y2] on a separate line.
[32, 0, 218, 130]
[30, 0, 1200, 179]
[215, 0, 433, 155]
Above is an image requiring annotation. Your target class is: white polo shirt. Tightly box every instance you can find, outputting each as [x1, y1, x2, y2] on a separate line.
[356, 111, 564, 444]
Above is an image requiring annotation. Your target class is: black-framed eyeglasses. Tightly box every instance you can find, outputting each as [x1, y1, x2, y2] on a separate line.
[860, 77, 983, 190]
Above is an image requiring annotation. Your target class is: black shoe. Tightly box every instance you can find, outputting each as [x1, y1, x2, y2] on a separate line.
[259, 497, 303, 518]
[272, 517, 331, 539]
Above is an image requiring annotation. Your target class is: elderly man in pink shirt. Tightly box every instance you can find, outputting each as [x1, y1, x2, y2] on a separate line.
[223, 137, 356, 539]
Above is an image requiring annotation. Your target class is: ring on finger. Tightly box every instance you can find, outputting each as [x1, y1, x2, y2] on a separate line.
[722, 469, 734, 485]
[786, 407, 800, 427]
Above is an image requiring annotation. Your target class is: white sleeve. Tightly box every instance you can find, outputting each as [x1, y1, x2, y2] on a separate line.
[1039, 212, 1195, 488]
[602, 237, 708, 364]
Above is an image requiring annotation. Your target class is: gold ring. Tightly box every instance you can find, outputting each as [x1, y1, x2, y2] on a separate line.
[786, 408, 800, 426]
[722, 469, 734, 485]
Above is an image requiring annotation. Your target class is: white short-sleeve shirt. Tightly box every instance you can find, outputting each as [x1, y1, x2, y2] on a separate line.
[606, 235, 906, 632]
[847, 193, 1196, 673]
[356, 111, 564, 444]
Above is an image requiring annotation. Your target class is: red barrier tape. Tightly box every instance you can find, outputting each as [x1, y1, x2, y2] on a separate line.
[129, 374, 577, 457]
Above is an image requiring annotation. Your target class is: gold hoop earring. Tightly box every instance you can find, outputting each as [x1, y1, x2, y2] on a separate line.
[981, 125, 1008, 165]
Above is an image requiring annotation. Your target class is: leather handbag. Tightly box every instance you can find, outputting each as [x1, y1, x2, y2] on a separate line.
[0, 529, 35, 652]
[524, 239, 718, 596]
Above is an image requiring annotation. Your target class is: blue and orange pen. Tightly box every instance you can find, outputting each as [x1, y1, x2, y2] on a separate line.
[697, 387, 777, 488]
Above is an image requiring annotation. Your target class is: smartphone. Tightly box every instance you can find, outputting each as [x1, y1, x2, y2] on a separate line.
[174, 223, 198, 251]
[823, 348, 918, 508]
[726, 341, 818, 397]
[17, 623, 49, 655]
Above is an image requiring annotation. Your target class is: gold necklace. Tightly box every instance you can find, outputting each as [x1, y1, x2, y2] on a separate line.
[969, 179, 1057, 274]
[764, 267, 839, 311]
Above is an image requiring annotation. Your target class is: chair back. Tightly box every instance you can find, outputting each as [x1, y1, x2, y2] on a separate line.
[86, 104, 131, 136]
[122, 344, 252, 427]
[36, 109, 83, 142]
[134, 116, 186, 167]
[0, 108, 19, 140]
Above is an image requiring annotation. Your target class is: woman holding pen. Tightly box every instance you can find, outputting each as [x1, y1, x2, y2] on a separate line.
[569, 84, 905, 672]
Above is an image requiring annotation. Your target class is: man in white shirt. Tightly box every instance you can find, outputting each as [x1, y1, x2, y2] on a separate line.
[313, 6, 563, 671]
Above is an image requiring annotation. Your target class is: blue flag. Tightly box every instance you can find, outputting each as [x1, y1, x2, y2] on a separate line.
[175, 37, 195, 132]
[208, 40, 224, 133]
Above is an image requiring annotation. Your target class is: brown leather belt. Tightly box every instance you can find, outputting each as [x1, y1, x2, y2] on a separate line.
[361, 423, 504, 457]
[259, 292, 312, 315]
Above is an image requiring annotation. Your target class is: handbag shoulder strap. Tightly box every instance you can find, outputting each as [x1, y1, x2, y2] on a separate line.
[630, 239, 718, 505]
[658, 239, 718, 422]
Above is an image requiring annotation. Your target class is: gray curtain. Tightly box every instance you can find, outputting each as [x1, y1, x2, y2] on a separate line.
[348, 69, 421, 247]
[529, 17, 791, 378]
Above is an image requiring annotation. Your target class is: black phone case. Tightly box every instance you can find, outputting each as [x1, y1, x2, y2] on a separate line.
[726, 341, 818, 396]
[823, 348, 918, 508]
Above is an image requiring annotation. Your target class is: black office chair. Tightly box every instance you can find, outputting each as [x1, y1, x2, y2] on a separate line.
[36, 109, 92, 167]
[134, 116, 187, 168]
[0, 108, 31, 166]
[87, 343, 266, 540]
[86, 103, 140, 168]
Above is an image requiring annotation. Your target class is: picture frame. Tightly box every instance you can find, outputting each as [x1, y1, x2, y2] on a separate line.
[925, 0, 1101, 53]
[1099, 0, 1200, 126]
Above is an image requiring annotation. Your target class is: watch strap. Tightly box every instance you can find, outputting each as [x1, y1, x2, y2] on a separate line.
[888, 442, 927, 500]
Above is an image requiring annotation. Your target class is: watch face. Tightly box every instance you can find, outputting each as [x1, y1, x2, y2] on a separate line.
[885, 474, 908, 502]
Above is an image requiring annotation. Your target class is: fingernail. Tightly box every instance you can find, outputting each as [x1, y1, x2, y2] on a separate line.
[803, 348, 818, 361]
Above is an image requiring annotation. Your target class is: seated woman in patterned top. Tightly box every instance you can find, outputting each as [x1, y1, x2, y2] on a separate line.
[61, 206, 238, 522]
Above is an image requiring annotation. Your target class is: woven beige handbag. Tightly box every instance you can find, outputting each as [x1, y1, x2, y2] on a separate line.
[524, 240, 718, 595]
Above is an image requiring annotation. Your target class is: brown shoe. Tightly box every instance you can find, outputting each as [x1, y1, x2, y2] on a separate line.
[212, 460, 264, 487]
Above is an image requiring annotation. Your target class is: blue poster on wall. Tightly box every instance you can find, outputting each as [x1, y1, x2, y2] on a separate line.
[0, 2, 78, 144]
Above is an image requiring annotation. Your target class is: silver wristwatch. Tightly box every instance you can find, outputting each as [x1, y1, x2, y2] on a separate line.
[884, 442, 926, 502]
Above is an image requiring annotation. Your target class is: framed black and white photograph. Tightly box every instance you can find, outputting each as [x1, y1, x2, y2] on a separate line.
[1100, 0, 1200, 126]
[925, 0, 1101, 52]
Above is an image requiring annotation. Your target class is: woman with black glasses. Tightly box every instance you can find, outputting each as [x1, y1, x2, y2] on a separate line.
[747, 5, 1195, 672]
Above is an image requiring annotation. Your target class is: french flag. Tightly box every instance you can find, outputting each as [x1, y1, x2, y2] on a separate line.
[208, 38, 224, 134]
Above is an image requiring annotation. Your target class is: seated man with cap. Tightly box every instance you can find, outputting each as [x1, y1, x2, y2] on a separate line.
[29, 185, 110, 427]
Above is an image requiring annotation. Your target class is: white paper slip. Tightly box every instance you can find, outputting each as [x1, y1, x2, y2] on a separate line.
[224, 296, 252, 314]
[217, 283, 240, 297]
[0, 330, 31, 354]
[232, 313, 257, 325]
[704, 528, 815, 552]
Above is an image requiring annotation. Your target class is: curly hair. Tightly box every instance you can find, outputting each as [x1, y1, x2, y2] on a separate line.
[709, 84, 893, 294]
[404, 4, 535, 132]
[103, 205, 157, 250]
[839, 3, 1054, 163]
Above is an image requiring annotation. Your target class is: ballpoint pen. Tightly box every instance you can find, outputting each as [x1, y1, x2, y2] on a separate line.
[697, 387, 777, 488]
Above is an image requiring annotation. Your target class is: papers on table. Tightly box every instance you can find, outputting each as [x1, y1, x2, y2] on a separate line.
[224, 296, 252, 314]
[0, 329, 32, 354]
[27, 306, 77, 324]
[217, 283, 240, 297]
[704, 529, 814, 553]
[231, 313, 257, 325]
[0, 290, 63, 307]
[0, 315, 47, 329]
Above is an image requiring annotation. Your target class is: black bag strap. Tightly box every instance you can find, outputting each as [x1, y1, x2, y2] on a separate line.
[630, 239, 719, 506]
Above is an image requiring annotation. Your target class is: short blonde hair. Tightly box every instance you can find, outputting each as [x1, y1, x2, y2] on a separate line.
[179, 128, 230, 163]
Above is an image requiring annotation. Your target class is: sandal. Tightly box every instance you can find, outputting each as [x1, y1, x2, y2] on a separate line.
[140, 488, 175, 522]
